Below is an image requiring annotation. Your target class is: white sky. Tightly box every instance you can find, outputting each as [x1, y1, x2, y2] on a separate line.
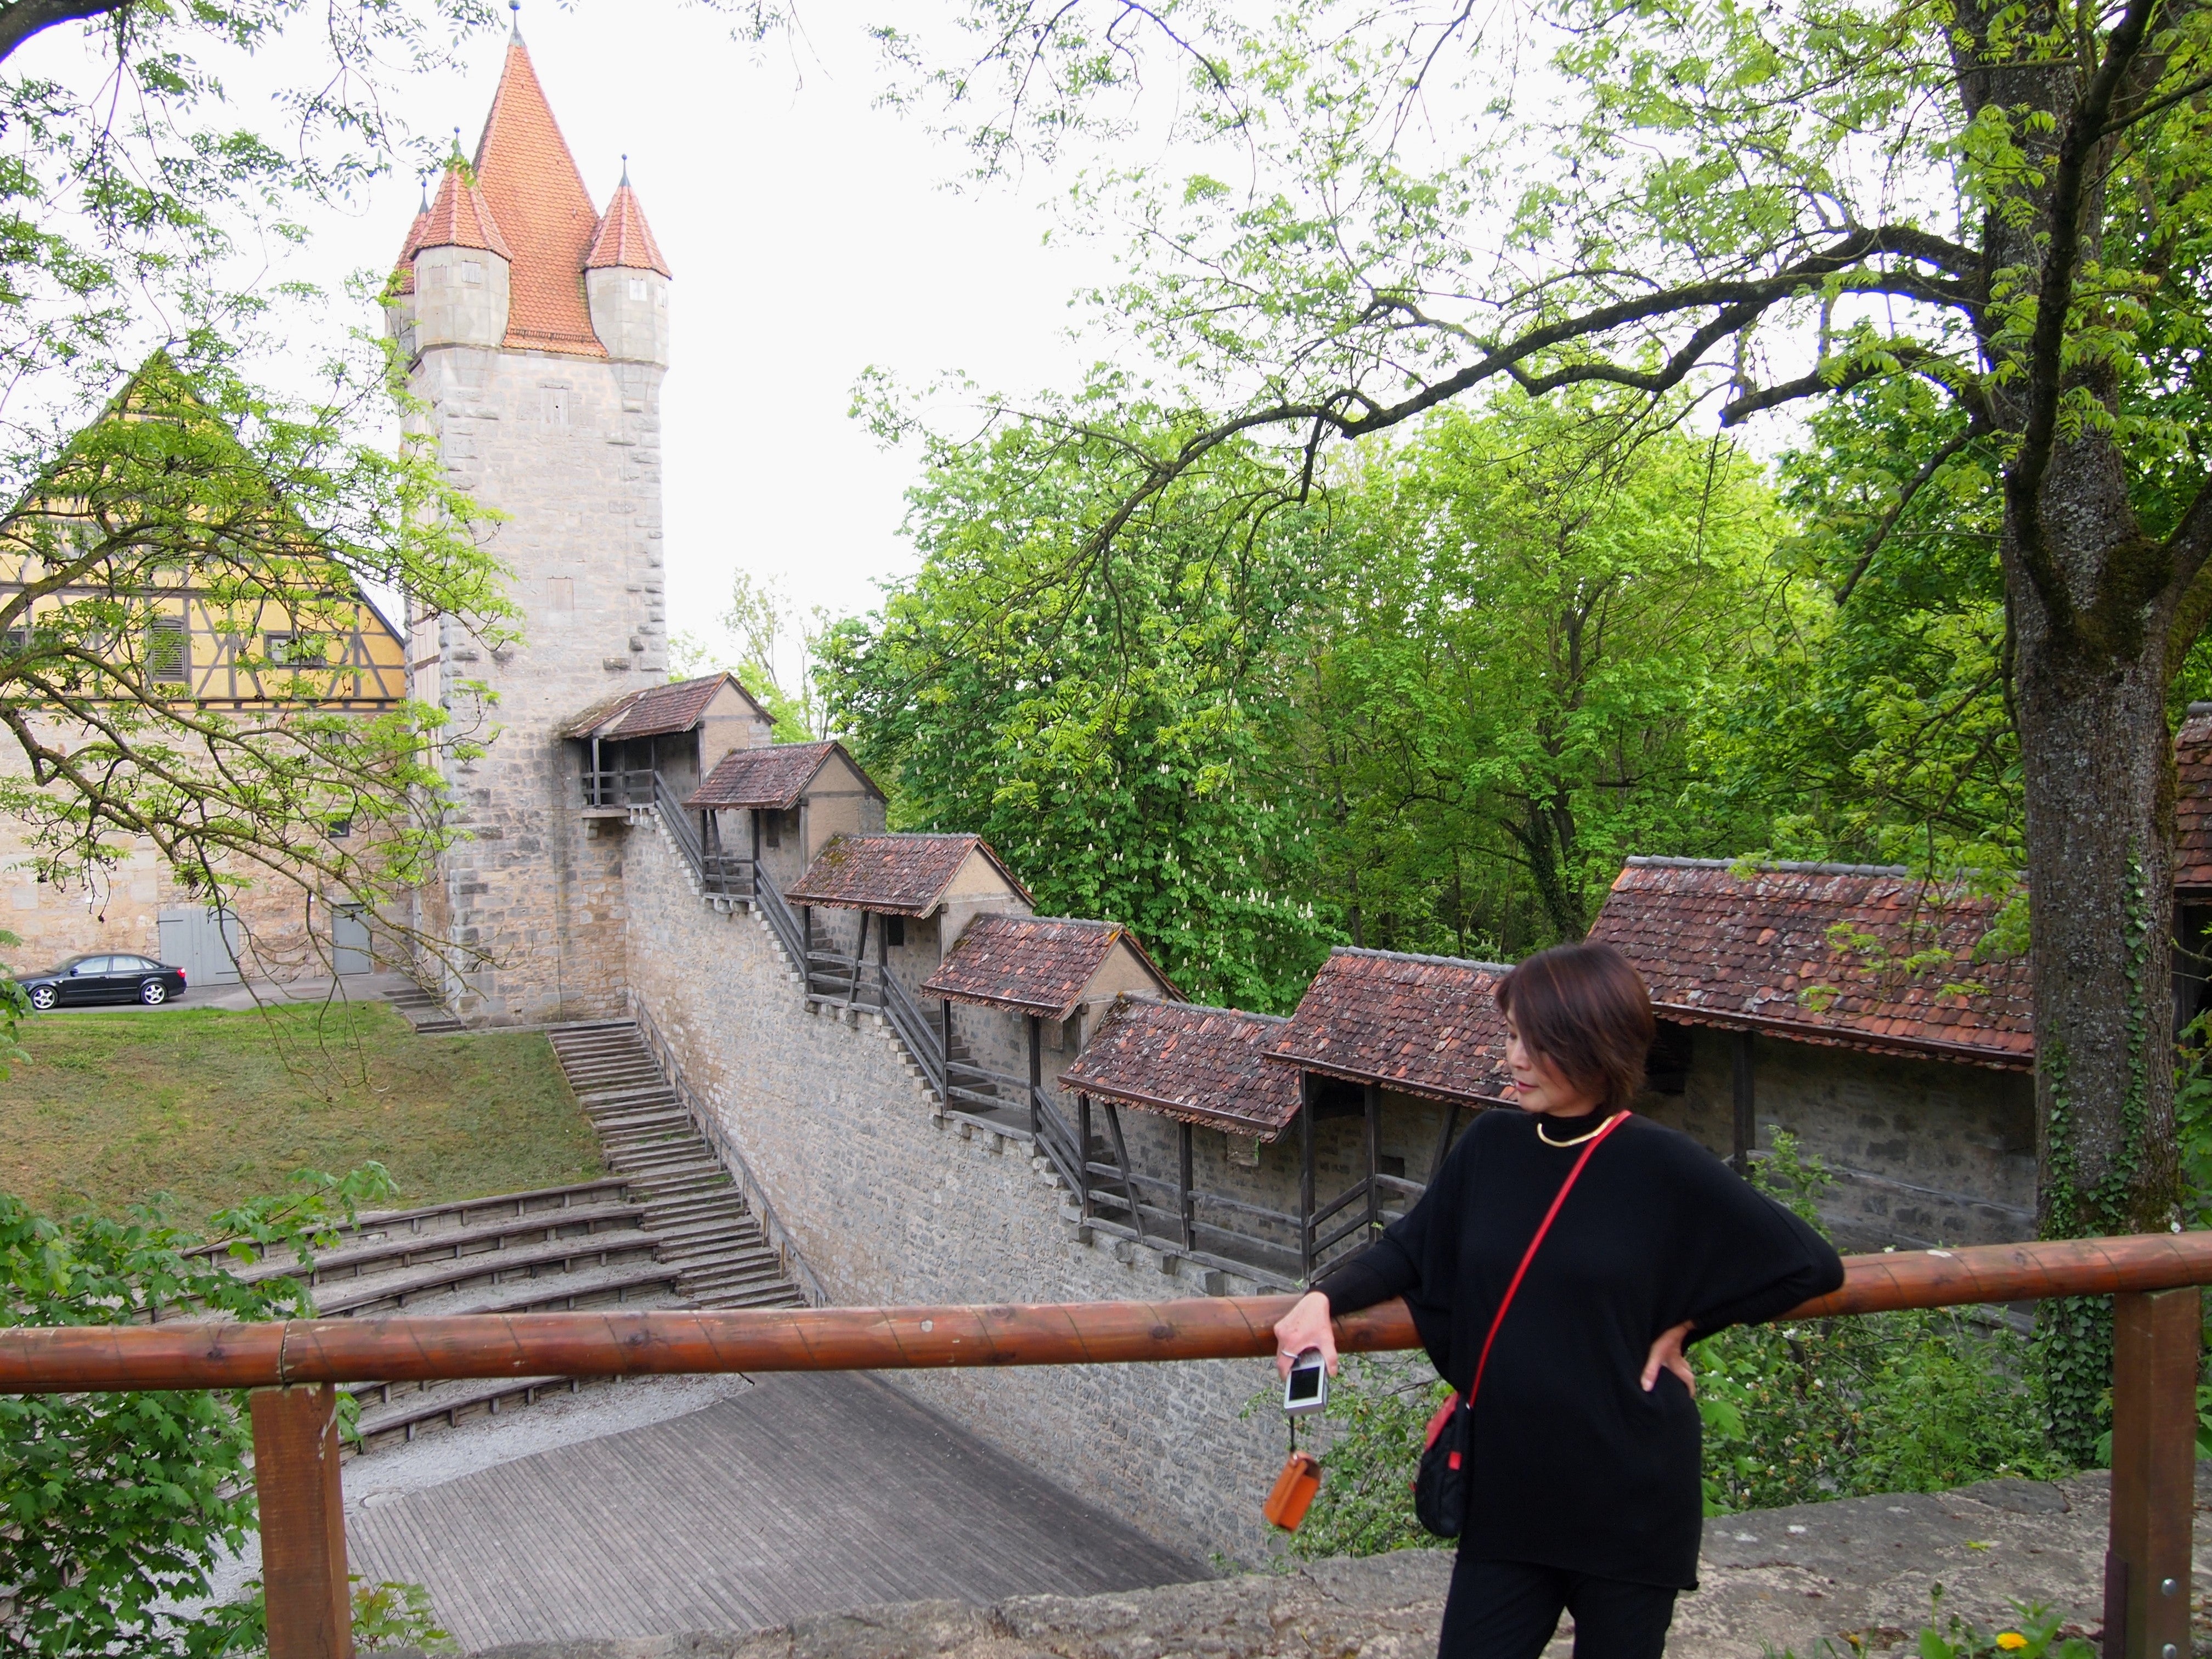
[250, 3, 1122, 664]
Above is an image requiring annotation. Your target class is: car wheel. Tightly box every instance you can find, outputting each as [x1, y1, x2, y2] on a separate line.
[27, 984, 54, 1011]
[139, 980, 167, 1006]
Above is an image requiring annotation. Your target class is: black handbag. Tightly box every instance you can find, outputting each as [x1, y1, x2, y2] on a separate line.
[1411, 1110, 1627, 1538]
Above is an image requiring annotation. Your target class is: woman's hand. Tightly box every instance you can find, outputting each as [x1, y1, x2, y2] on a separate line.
[1273, 1290, 1337, 1379]
[1640, 1321, 1696, 1396]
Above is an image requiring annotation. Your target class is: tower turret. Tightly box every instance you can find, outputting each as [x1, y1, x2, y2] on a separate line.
[408, 165, 514, 352]
[584, 164, 672, 366]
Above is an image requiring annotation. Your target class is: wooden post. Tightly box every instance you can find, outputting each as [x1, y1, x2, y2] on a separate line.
[1078, 1092, 1094, 1225]
[1428, 1102, 1460, 1183]
[1177, 1121, 1195, 1254]
[2104, 1286, 2199, 1659]
[1299, 1074, 1316, 1283]
[1363, 1082, 1382, 1234]
[589, 736, 602, 804]
[1730, 1030, 1756, 1175]
[1028, 1015, 1043, 1140]
[251, 1384, 353, 1659]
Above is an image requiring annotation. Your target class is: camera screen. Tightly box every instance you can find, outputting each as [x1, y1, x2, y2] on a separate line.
[1286, 1365, 1322, 1402]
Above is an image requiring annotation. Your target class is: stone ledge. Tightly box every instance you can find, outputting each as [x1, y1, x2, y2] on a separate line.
[465, 1466, 2212, 1659]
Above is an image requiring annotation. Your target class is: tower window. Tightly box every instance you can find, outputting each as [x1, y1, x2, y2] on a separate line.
[628, 278, 646, 300]
[458, 260, 484, 286]
[541, 385, 571, 427]
[549, 577, 574, 613]
[884, 915, 906, 948]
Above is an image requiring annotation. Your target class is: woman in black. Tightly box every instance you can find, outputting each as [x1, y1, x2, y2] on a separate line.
[1272, 942, 1843, 1658]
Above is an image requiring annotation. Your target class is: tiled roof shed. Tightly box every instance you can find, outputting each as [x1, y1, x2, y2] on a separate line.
[919, 915, 1181, 1022]
[685, 741, 875, 812]
[785, 833, 1033, 917]
[2177, 704, 2212, 895]
[1585, 856, 2033, 1071]
[1263, 947, 1516, 1108]
[563, 673, 764, 743]
[1061, 998, 1300, 1138]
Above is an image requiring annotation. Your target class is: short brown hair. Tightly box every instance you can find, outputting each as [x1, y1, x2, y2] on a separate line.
[1496, 943, 1656, 1113]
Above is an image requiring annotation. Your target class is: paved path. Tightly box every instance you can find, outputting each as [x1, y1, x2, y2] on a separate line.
[345, 1372, 1203, 1650]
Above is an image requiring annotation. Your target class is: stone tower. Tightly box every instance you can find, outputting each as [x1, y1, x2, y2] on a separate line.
[388, 15, 672, 1025]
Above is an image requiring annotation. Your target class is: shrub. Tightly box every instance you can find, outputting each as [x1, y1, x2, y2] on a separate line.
[0, 1166, 394, 1658]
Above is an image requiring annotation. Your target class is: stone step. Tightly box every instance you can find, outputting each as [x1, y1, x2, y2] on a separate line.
[238, 1203, 646, 1288]
[313, 1229, 667, 1317]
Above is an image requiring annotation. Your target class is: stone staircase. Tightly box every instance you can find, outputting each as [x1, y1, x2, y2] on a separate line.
[381, 980, 463, 1034]
[545, 1019, 805, 1313]
[211, 1020, 802, 1451]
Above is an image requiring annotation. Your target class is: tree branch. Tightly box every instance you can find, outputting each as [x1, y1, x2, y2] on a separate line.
[2004, 0, 2162, 634]
[1835, 427, 1983, 607]
[0, 0, 131, 65]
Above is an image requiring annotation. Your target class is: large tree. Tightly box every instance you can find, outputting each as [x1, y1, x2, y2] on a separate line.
[865, 0, 2212, 1452]
[0, 0, 524, 979]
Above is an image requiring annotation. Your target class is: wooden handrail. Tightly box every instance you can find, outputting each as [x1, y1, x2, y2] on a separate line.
[3, 1232, 2210, 1394]
[8, 1231, 2208, 1659]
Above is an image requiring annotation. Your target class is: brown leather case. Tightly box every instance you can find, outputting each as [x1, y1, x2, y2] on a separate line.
[1263, 1451, 1323, 1531]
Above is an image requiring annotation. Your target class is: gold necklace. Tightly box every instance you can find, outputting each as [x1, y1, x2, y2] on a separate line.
[1536, 1110, 1627, 1149]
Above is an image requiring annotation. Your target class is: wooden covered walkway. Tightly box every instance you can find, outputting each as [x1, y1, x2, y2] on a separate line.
[345, 1371, 1204, 1649]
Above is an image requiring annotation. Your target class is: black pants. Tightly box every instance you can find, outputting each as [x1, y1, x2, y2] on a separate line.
[1437, 1555, 1678, 1659]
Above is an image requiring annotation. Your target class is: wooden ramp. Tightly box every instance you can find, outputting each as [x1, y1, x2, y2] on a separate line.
[345, 1370, 1205, 1649]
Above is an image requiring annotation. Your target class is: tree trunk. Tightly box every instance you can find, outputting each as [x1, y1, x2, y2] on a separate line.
[2008, 437, 2186, 1461]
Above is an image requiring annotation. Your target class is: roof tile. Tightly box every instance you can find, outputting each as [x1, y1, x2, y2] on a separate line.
[416, 165, 512, 261]
[920, 914, 1179, 1020]
[1061, 998, 1300, 1138]
[785, 834, 1031, 916]
[2179, 708, 2212, 894]
[1263, 947, 1516, 1107]
[473, 40, 605, 357]
[585, 180, 670, 276]
[1585, 857, 2032, 1070]
[686, 740, 860, 812]
[563, 673, 760, 743]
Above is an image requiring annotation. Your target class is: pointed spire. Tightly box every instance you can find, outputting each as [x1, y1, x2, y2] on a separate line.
[471, 33, 605, 354]
[416, 164, 512, 260]
[586, 169, 672, 277]
[392, 177, 435, 294]
[509, 0, 522, 40]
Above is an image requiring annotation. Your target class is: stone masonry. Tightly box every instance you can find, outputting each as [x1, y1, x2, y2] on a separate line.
[392, 31, 672, 1026]
[621, 815, 1289, 1565]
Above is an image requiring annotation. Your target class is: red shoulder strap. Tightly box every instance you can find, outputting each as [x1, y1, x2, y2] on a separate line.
[1465, 1110, 1628, 1409]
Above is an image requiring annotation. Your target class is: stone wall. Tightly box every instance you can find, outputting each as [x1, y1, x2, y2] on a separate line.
[1640, 1026, 2036, 1249]
[620, 817, 1288, 1564]
[404, 335, 666, 1026]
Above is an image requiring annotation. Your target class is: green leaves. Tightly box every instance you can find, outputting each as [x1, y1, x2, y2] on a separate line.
[0, 1166, 395, 1658]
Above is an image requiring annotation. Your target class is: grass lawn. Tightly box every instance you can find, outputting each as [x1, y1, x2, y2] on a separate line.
[0, 1000, 606, 1225]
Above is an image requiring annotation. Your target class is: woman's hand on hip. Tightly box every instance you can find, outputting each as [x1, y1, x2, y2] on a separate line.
[1640, 1320, 1696, 1396]
[1273, 1290, 1337, 1379]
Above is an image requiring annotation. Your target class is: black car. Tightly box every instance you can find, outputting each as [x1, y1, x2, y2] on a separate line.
[16, 953, 188, 1009]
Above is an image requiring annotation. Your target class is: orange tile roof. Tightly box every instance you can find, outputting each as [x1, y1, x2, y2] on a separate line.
[1263, 947, 1517, 1107]
[2178, 706, 2212, 894]
[416, 165, 512, 260]
[585, 179, 670, 276]
[391, 194, 431, 295]
[1586, 857, 2033, 1070]
[1062, 998, 1301, 1139]
[473, 39, 605, 357]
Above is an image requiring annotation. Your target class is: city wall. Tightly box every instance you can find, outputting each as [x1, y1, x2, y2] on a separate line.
[619, 815, 1289, 1565]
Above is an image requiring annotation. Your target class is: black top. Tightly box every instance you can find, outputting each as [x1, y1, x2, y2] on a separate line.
[1314, 1107, 1843, 1589]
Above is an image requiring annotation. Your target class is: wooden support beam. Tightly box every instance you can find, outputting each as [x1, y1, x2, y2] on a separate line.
[1730, 1030, 1756, 1176]
[251, 1384, 353, 1659]
[1178, 1121, 1195, 1253]
[2105, 1286, 2199, 1659]
[1299, 1074, 1316, 1284]
[1077, 1092, 1094, 1226]
[1028, 1015, 1043, 1140]
[1363, 1082, 1382, 1234]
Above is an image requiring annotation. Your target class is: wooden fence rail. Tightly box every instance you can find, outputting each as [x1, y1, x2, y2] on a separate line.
[2, 1231, 2208, 1659]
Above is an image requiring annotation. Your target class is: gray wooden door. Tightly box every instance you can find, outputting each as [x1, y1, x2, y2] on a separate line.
[156, 907, 241, 985]
[332, 906, 372, 976]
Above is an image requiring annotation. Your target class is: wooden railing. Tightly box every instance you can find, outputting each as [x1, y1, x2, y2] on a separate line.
[580, 768, 653, 809]
[1, 1233, 2204, 1659]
